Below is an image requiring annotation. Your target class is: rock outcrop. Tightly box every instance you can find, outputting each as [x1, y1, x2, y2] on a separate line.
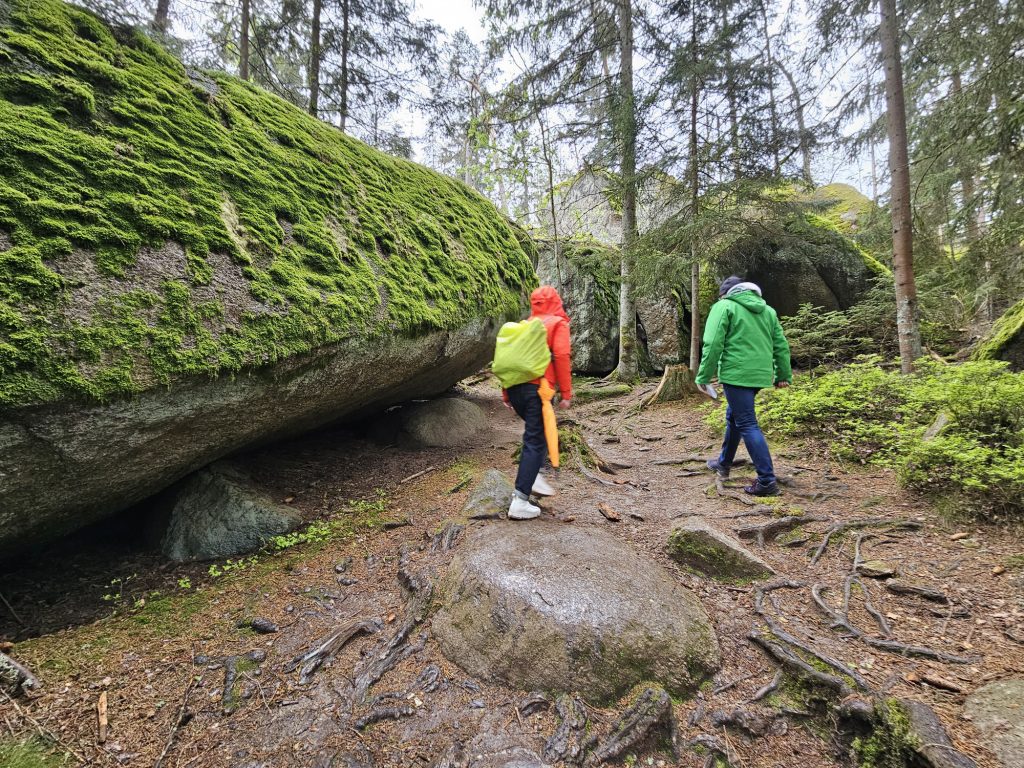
[433, 521, 720, 702]
[964, 678, 1024, 768]
[156, 462, 301, 562]
[0, 0, 534, 558]
[974, 297, 1024, 371]
[401, 398, 488, 448]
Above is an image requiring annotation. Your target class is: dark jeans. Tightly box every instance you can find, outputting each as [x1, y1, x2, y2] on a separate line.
[719, 384, 776, 486]
[507, 382, 545, 497]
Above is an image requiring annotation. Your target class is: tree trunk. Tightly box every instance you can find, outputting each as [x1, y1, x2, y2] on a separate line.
[153, 0, 170, 33]
[309, 0, 322, 117]
[688, 8, 701, 372]
[950, 70, 981, 245]
[866, 78, 879, 204]
[779, 61, 811, 186]
[758, 0, 780, 176]
[519, 133, 531, 224]
[879, 0, 922, 372]
[614, 0, 638, 378]
[340, 0, 350, 132]
[722, 5, 740, 178]
[643, 364, 699, 408]
[239, 0, 250, 81]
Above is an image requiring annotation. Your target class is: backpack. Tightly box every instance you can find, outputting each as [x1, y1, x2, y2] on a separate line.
[492, 318, 551, 388]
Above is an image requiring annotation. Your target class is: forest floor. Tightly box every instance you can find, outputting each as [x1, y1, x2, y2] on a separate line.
[2, 375, 1023, 768]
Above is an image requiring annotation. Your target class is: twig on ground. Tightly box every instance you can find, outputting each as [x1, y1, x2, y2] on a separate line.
[712, 671, 760, 695]
[154, 670, 198, 768]
[0, 592, 25, 627]
[400, 466, 436, 484]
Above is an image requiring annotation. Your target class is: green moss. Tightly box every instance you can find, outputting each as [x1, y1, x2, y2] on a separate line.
[852, 699, 918, 768]
[666, 527, 767, 583]
[974, 296, 1024, 361]
[0, 738, 70, 768]
[0, 0, 534, 407]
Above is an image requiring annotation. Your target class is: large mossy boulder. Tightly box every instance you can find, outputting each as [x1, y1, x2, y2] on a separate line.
[433, 521, 720, 703]
[715, 185, 889, 318]
[964, 679, 1024, 768]
[974, 298, 1024, 371]
[0, 0, 535, 558]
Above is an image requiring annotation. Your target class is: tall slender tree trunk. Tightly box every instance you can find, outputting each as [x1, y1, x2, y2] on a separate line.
[879, 0, 922, 372]
[778, 61, 811, 186]
[615, 0, 638, 378]
[153, 0, 170, 33]
[340, 0, 350, 132]
[722, 5, 740, 179]
[239, 0, 250, 81]
[308, 0, 322, 117]
[866, 77, 879, 203]
[758, 0, 780, 175]
[950, 71, 980, 245]
[519, 133, 531, 224]
[688, 8, 701, 371]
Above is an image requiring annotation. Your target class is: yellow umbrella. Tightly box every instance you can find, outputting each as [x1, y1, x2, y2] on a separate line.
[538, 378, 559, 468]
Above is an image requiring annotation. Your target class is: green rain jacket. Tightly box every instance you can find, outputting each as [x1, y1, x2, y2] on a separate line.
[694, 284, 792, 389]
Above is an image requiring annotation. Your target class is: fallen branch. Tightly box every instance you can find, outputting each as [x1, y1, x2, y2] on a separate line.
[96, 690, 108, 744]
[749, 670, 782, 703]
[286, 620, 380, 684]
[574, 449, 617, 487]
[400, 466, 436, 484]
[0, 592, 25, 627]
[810, 584, 976, 664]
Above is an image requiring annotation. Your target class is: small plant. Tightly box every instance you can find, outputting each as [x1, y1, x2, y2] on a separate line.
[177, 576, 192, 590]
[270, 520, 333, 550]
[208, 557, 258, 578]
[101, 574, 136, 605]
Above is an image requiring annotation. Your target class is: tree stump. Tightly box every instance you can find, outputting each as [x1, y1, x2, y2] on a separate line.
[642, 364, 700, 408]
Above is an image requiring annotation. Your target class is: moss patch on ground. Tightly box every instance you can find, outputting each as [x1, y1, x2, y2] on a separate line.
[0, 738, 70, 768]
[0, 0, 534, 407]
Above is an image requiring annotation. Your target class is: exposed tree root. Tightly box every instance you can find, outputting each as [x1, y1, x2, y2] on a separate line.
[353, 563, 433, 704]
[641, 364, 699, 408]
[585, 686, 676, 767]
[685, 734, 733, 768]
[749, 670, 782, 703]
[810, 584, 977, 664]
[810, 518, 922, 565]
[736, 515, 824, 547]
[715, 476, 758, 506]
[430, 521, 464, 552]
[543, 694, 592, 766]
[0, 650, 39, 696]
[354, 705, 415, 730]
[747, 632, 854, 696]
[884, 579, 949, 604]
[285, 620, 379, 685]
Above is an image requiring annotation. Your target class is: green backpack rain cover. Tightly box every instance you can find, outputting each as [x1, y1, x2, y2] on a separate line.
[492, 319, 551, 388]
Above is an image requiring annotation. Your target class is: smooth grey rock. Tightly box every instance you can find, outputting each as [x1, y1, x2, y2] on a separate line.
[160, 464, 301, 562]
[461, 470, 514, 519]
[964, 679, 1024, 768]
[433, 521, 720, 703]
[0, 316, 503, 560]
[857, 559, 899, 579]
[667, 518, 775, 581]
[402, 398, 487, 447]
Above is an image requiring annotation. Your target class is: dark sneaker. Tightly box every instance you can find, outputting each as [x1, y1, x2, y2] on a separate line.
[744, 480, 779, 497]
[706, 459, 730, 478]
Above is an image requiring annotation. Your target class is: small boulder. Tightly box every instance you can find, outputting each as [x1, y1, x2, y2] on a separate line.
[857, 559, 899, 579]
[159, 464, 302, 562]
[964, 678, 1024, 768]
[668, 518, 775, 581]
[402, 398, 487, 447]
[462, 470, 515, 519]
[433, 521, 720, 703]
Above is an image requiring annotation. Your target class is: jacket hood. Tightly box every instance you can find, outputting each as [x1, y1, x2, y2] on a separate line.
[723, 282, 766, 314]
[531, 285, 569, 321]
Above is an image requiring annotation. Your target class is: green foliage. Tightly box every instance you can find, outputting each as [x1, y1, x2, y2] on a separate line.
[0, 0, 533, 407]
[207, 556, 258, 578]
[268, 520, 333, 550]
[0, 738, 69, 768]
[761, 358, 1024, 518]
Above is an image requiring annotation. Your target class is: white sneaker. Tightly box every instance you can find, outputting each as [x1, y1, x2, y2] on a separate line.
[508, 495, 541, 520]
[532, 474, 556, 497]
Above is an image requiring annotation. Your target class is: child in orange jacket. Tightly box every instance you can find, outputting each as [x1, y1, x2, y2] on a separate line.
[502, 286, 573, 520]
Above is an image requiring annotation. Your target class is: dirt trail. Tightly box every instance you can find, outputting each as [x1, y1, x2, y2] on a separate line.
[2, 378, 1023, 767]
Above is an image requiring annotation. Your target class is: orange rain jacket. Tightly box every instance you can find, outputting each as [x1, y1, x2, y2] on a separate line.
[502, 285, 573, 403]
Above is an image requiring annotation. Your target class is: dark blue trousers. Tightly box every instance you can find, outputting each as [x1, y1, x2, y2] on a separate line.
[507, 382, 545, 497]
[719, 384, 777, 486]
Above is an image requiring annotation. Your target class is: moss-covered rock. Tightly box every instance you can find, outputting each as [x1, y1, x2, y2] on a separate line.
[715, 186, 889, 318]
[974, 297, 1024, 371]
[0, 0, 534, 557]
[667, 518, 775, 582]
